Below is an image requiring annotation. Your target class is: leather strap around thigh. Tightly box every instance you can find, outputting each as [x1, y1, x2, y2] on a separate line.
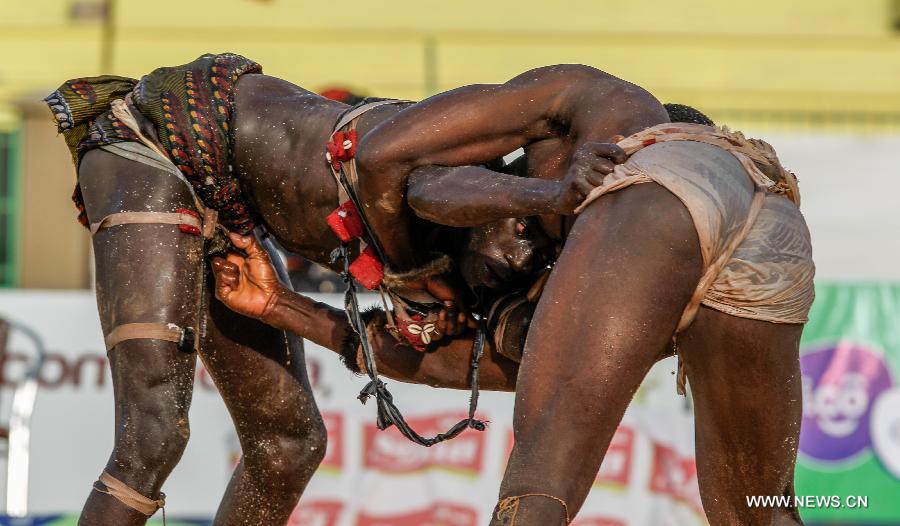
[88, 144, 219, 355]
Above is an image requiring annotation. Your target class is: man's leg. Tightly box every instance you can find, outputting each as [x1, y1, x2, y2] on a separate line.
[200, 291, 327, 525]
[491, 184, 703, 525]
[680, 307, 805, 525]
[77, 150, 203, 525]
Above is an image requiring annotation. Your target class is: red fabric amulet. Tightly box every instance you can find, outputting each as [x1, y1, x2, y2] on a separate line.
[326, 130, 358, 170]
[326, 200, 365, 243]
[396, 314, 430, 352]
[349, 246, 384, 290]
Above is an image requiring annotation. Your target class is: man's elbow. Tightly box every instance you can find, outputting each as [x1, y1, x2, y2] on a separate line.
[356, 136, 417, 178]
[408, 184, 468, 226]
[355, 140, 420, 216]
[407, 185, 442, 223]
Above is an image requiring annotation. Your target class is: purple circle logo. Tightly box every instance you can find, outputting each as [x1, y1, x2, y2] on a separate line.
[799, 342, 893, 462]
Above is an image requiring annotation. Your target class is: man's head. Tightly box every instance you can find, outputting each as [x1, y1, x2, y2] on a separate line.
[459, 217, 554, 289]
[664, 103, 714, 126]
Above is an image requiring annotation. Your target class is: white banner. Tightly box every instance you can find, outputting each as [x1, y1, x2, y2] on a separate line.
[0, 290, 704, 525]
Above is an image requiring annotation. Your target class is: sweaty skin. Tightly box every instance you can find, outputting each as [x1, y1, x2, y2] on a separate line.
[354, 65, 665, 260]
[77, 151, 326, 526]
[79, 64, 653, 526]
[77, 61, 803, 525]
[211, 231, 531, 392]
[365, 99, 806, 524]
[220, 103, 807, 526]
[232, 65, 664, 312]
[213, 191, 806, 526]
[216, 72, 802, 525]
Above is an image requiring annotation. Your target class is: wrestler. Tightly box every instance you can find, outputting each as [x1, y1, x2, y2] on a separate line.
[214, 112, 814, 526]
[47, 56, 635, 525]
[357, 98, 814, 526]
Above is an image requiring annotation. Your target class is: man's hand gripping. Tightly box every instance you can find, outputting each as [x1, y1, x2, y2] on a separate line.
[211, 233, 284, 322]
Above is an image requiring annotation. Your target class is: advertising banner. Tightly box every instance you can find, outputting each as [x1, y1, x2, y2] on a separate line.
[0, 290, 703, 525]
[796, 283, 900, 524]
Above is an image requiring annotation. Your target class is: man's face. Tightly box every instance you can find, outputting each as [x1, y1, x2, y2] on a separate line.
[460, 218, 553, 289]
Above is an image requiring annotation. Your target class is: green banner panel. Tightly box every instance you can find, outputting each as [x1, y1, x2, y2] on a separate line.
[796, 283, 900, 524]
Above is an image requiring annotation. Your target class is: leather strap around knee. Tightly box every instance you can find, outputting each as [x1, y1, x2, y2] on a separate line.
[496, 493, 570, 525]
[94, 471, 165, 516]
[104, 322, 197, 353]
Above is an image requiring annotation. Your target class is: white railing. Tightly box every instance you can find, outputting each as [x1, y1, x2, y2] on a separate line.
[2, 320, 46, 517]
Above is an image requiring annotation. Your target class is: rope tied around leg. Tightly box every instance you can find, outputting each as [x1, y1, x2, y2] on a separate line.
[93, 471, 166, 522]
[496, 493, 571, 525]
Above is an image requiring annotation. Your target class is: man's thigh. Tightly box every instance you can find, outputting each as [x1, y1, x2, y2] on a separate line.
[199, 291, 321, 439]
[680, 306, 804, 525]
[494, 183, 704, 524]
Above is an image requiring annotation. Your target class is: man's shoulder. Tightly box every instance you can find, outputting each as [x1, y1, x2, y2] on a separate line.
[511, 64, 618, 90]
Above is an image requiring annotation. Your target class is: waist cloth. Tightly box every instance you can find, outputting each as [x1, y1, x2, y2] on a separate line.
[45, 53, 262, 234]
[576, 123, 816, 329]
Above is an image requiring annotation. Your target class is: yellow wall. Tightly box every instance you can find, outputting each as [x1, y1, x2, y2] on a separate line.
[2, 0, 899, 131]
[1, 0, 898, 288]
[16, 100, 91, 289]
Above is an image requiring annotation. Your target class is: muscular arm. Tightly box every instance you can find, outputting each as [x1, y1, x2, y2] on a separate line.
[212, 232, 519, 389]
[356, 65, 587, 269]
[407, 165, 562, 227]
[264, 289, 518, 391]
[263, 289, 351, 351]
[356, 64, 667, 267]
[406, 138, 632, 227]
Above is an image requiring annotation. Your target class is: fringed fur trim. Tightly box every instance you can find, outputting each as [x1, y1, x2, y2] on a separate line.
[382, 253, 453, 288]
[338, 306, 387, 375]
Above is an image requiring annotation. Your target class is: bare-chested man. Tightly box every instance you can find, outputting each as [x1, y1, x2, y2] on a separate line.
[47, 55, 653, 525]
[357, 98, 813, 526]
[212, 112, 814, 526]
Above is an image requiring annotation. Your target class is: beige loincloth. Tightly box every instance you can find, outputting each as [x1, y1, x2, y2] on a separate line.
[576, 125, 815, 331]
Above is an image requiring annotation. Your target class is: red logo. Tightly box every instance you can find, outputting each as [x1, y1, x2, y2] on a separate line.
[595, 426, 634, 487]
[648, 442, 703, 514]
[364, 412, 486, 475]
[358, 502, 478, 526]
[320, 412, 344, 471]
[289, 499, 344, 526]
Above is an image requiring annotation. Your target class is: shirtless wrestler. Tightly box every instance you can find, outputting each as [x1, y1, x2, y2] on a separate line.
[214, 111, 814, 526]
[47, 55, 642, 525]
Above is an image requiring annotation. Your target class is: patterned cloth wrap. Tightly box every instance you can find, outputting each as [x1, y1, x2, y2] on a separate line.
[45, 53, 262, 234]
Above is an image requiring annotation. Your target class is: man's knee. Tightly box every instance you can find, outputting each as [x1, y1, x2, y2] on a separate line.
[111, 403, 191, 482]
[242, 417, 328, 482]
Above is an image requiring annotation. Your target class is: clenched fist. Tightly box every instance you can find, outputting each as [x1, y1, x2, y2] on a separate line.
[552, 141, 627, 214]
[211, 232, 284, 321]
